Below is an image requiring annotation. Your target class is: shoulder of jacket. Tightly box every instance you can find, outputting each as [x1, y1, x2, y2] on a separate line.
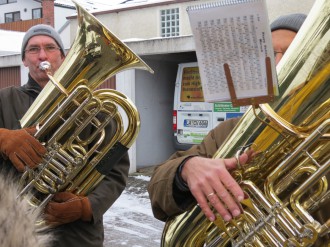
[214, 117, 240, 132]
[0, 86, 19, 95]
[0, 86, 30, 99]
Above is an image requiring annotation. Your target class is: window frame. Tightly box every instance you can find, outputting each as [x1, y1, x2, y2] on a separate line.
[160, 7, 180, 38]
[32, 8, 42, 19]
[4, 11, 20, 23]
[0, 0, 17, 5]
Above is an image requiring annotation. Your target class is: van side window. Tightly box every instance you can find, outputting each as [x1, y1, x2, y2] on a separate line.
[180, 67, 204, 102]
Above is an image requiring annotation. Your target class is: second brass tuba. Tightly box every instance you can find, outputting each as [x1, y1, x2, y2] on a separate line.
[161, 0, 330, 246]
[18, 0, 153, 210]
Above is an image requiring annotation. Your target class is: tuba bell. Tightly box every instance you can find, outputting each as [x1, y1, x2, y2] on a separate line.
[17, 0, 153, 212]
[161, 0, 330, 246]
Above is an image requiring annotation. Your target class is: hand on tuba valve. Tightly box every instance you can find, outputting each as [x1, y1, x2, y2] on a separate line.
[179, 152, 251, 222]
[44, 192, 92, 227]
[153, 0, 330, 246]
[0, 127, 46, 172]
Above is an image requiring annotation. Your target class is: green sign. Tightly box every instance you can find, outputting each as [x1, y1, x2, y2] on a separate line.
[213, 102, 240, 112]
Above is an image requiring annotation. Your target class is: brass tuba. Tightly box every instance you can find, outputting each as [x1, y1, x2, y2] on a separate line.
[161, 0, 330, 246]
[18, 0, 153, 210]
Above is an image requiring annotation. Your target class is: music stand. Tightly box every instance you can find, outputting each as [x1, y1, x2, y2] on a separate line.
[224, 57, 275, 107]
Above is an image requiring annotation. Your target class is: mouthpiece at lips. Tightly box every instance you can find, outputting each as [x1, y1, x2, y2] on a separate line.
[39, 61, 51, 71]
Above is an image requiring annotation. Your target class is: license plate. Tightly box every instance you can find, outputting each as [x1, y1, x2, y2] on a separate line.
[184, 119, 208, 128]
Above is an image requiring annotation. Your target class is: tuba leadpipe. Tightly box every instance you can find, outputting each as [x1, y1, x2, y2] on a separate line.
[18, 0, 153, 211]
[161, 0, 330, 246]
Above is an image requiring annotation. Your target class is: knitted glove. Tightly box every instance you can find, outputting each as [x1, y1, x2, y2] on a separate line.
[0, 127, 46, 172]
[45, 192, 93, 226]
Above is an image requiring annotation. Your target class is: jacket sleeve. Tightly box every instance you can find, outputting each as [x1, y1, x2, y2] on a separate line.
[147, 117, 240, 221]
[87, 153, 129, 223]
[85, 118, 130, 224]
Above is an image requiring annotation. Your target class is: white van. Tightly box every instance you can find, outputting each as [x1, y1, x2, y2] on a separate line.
[173, 62, 248, 150]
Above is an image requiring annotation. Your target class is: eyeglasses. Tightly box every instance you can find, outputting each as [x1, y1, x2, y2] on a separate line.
[25, 45, 61, 54]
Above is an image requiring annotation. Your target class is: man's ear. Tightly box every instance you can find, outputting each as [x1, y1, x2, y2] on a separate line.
[22, 59, 28, 67]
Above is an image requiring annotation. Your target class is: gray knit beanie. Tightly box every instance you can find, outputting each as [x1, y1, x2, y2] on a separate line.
[21, 24, 65, 60]
[270, 13, 307, 33]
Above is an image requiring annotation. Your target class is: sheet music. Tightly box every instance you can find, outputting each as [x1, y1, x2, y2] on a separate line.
[187, 0, 278, 103]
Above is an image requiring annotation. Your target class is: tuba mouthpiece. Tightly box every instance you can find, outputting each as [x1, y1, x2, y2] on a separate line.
[39, 61, 51, 71]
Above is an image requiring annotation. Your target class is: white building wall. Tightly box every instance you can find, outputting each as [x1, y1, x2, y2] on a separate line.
[83, 0, 315, 42]
[0, 1, 76, 50]
[21, 65, 29, 85]
[58, 22, 72, 50]
[89, 1, 215, 40]
[0, 0, 40, 23]
[1, 0, 317, 49]
[54, 6, 76, 50]
[116, 70, 137, 173]
[54, 6, 75, 31]
[267, 0, 315, 21]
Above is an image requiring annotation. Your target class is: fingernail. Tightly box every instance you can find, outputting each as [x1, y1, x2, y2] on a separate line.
[209, 215, 215, 221]
[233, 209, 240, 217]
[224, 215, 231, 221]
[238, 195, 244, 201]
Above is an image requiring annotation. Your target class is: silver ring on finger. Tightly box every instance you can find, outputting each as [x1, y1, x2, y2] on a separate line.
[207, 192, 215, 198]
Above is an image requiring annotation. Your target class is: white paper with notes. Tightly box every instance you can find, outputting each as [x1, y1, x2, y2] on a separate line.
[187, 0, 278, 103]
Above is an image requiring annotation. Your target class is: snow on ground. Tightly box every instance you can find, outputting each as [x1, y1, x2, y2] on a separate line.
[103, 174, 165, 246]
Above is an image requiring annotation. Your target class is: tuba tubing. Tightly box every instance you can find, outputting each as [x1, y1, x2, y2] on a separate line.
[161, 0, 330, 246]
[18, 0, 153, 214]
[20, 0, 153, 128]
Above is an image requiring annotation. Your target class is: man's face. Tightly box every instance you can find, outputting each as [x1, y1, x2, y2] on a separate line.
[272, 29, 297, 65]
[23, 35, 65, 88]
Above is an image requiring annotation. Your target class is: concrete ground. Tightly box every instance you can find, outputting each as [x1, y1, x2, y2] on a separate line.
[103, 166, 165, 246]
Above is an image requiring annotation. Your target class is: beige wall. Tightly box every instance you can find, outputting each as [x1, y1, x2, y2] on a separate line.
[70, 0, 316, 42]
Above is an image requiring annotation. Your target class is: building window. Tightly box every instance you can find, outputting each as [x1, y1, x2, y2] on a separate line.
[0, 0, 17, 5]
[160, 8, 179, 37]
[32, 8, 42, 19]
[5, 11, 20, 23]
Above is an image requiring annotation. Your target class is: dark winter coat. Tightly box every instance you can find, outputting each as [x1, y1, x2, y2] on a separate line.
[0, 75, 130, 247]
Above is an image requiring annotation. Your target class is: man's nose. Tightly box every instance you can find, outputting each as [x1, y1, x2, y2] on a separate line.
[38, 48, 48, 58]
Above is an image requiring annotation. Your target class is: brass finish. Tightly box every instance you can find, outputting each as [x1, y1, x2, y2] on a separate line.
[18, 0, 153, 213]
[161, 0, 330, 246]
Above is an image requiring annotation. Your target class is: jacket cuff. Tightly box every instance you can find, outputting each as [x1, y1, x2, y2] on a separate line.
[174, 155, 197, 192]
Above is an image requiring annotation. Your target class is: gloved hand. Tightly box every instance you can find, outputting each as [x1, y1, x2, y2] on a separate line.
[45, 192, 93, 226]
[0, 127, 47, 172]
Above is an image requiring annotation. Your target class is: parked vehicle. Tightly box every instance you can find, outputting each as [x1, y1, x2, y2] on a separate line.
[173, 62, 248, 150]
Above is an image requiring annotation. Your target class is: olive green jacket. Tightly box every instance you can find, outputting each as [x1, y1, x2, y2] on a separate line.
[0, 76, 130, 247]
